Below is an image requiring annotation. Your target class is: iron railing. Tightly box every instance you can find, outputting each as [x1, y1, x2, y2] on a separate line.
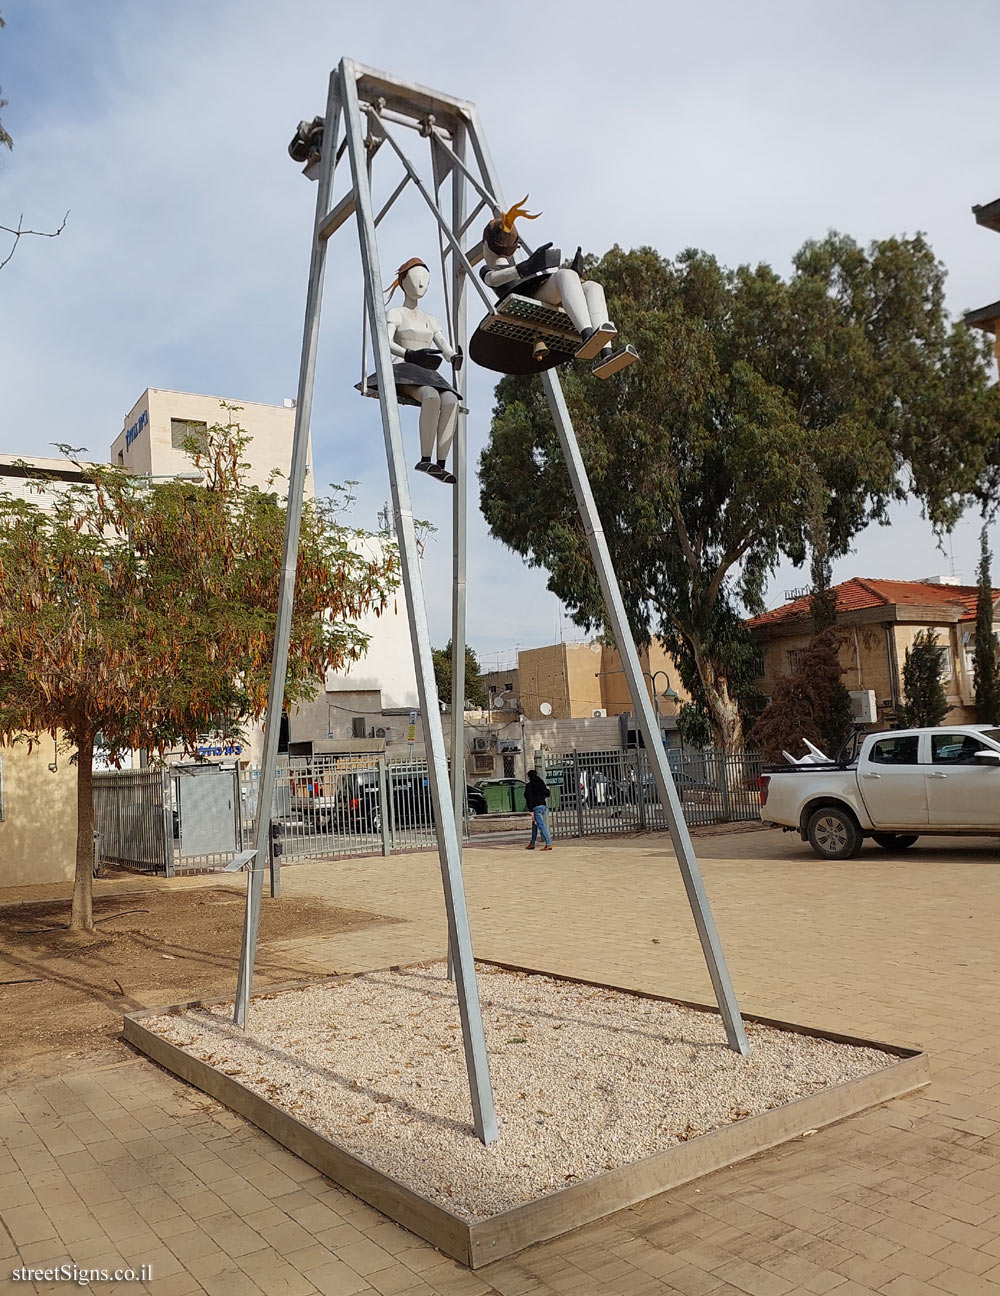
[93, 749, 763, 874]
[543, 748, 763, 840]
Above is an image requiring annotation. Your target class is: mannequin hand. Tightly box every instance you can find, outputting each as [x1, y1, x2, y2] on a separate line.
[451, 346, 463, 371]
[516, 243, 559, 278]
[570, 246, 584, 276]
[404, 348, 442, 368]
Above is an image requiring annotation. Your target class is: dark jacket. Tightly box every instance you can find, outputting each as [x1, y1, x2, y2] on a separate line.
[524, 777, 550, 811]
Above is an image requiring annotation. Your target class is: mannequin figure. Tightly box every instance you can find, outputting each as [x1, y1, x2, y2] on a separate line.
[359, 257, 462, 484]
[480, 198, 637, 378]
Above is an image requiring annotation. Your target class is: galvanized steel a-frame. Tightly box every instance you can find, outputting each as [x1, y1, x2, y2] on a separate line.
[235, 58, 749, 1148]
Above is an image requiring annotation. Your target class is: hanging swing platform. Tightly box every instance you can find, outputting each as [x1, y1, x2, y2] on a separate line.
[470, 294, 582, 375]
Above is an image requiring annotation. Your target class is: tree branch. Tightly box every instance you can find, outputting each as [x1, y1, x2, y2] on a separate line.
[0, 210, 70, 271]
[668, 500, 698, 573]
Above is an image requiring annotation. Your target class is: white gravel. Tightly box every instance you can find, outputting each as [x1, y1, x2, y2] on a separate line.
[145, 963, 894, 1222]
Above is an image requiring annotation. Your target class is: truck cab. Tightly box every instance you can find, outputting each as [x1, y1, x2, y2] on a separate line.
[760, 725, 1000, 859]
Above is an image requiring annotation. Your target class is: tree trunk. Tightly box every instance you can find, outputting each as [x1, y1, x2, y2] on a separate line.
[71, 731, 95, 932]
[699, 659, 745, 753]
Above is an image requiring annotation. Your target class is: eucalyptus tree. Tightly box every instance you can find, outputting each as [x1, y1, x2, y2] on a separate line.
[479, 236, 1000, 749]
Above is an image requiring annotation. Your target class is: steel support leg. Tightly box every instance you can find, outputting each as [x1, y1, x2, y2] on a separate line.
[541, 370, 749, 1055]
[341, 58, 498, 1142]
[447, 121, 470, 986]
[233, 69, 342, 1029]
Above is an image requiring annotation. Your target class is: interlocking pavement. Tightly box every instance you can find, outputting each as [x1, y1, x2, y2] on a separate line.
[3, 828, 1000, 1294]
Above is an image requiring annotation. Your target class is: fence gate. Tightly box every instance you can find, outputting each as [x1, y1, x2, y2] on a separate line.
[93, 768, 172, 875]
[173, 766, 240, 859]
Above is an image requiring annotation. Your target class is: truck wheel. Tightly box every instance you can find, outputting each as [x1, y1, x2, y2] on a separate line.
[872, 833, 919, 851]
[806, 806, 863, 860]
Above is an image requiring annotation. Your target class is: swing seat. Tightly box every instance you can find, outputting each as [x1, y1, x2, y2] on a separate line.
[469, 294, 581, 375]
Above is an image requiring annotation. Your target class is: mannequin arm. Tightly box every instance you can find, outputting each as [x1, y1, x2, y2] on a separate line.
[482, 256, 520, 290]
[385, 312, 408, 360]
[431, 325, 456, 362]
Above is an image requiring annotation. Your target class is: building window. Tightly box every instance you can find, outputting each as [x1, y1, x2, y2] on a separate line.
[786, 648, 807, 674]
[473, 753, 493, 774]
[503, 754, 516, 778]
[170, 418, 209, 452]
[750, 648, 765, 678]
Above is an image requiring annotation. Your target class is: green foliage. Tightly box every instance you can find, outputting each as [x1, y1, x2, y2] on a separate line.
[676, 701, 712, 749]
[974, 525, 1000, 725]
[897, 630, 949, 729]
[432, 640, 487, 710]
[479, 238, 999, 751]
[751, 629, 854, 762]
[0, 412, 398, 927]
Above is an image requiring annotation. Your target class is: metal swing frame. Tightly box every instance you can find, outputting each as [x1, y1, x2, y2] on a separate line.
[234, 58, 748, 1148]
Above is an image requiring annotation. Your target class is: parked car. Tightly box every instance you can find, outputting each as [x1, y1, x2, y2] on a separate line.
[760, 725, 1000, 859]
[299, 768, 488, 833]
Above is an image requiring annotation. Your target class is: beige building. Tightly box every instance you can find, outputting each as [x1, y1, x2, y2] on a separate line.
[748, 577, 1000, 728]
[515, 640, 686, 725]
[0, 737, 78, 888]
[110, 389, 313, 497]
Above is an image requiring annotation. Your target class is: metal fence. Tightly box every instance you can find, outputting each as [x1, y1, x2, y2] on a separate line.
[543, 748, 763, 840]
[94, 748, 762, 875]
[95, 754, 450, 874]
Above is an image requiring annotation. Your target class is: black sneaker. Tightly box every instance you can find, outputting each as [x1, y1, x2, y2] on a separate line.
[428, 463, 457, 485]
[414, 458, 433, 473]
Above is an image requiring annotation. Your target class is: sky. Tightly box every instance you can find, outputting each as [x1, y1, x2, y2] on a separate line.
[2, 0, 999, 672]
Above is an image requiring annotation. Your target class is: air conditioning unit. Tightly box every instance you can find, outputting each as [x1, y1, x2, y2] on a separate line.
[372, 726, 392, 740]
[472, 736, 491, 753]
[592, 708, 608, 718]
[849, 690, 877, 724]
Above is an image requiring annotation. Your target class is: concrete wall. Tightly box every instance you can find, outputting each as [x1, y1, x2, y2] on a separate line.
[0, 739, 78, 889]
[599, 640, 689, 718]
[110, 389, 313, 498]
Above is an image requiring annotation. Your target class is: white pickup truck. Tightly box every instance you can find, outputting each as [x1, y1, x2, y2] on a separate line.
[760, 725, 1000, 859]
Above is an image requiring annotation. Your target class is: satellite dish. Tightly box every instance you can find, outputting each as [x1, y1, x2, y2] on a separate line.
[494, 696, 505, 708]
[540, 701, 553, 716]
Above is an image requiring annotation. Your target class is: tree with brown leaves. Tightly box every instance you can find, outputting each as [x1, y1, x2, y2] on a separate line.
[0, 415, 397, 930]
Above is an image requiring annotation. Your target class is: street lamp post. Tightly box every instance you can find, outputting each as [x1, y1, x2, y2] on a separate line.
[595, 666, 679, 735]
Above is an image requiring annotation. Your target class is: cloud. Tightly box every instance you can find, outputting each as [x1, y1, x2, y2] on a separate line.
[2, 0, 999, 654]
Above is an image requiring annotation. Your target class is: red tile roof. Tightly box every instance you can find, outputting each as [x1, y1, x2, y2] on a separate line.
[748, 577, 997, 629]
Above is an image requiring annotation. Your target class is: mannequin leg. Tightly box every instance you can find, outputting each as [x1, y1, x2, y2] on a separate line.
[537, 269, 590, 333]
[582, 279, 610, 329]
[435, 392, 459, 463]
[409, 386, 441, 458]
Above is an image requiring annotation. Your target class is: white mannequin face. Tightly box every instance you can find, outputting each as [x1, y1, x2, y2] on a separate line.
[402, 265, 430, 299]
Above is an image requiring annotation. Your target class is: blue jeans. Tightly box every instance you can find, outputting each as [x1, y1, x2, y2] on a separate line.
[529, 805, 552, 846]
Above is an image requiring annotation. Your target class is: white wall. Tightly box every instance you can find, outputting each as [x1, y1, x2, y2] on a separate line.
[323, 537, 418, 712]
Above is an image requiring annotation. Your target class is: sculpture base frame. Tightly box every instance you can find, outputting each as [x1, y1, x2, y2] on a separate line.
[123, 962, 929, 1270]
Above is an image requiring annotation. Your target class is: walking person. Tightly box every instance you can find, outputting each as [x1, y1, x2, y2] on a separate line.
[524, 769, 553, 852]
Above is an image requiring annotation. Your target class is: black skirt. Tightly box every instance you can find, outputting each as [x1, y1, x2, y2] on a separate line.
[356, 359, 459, 408]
